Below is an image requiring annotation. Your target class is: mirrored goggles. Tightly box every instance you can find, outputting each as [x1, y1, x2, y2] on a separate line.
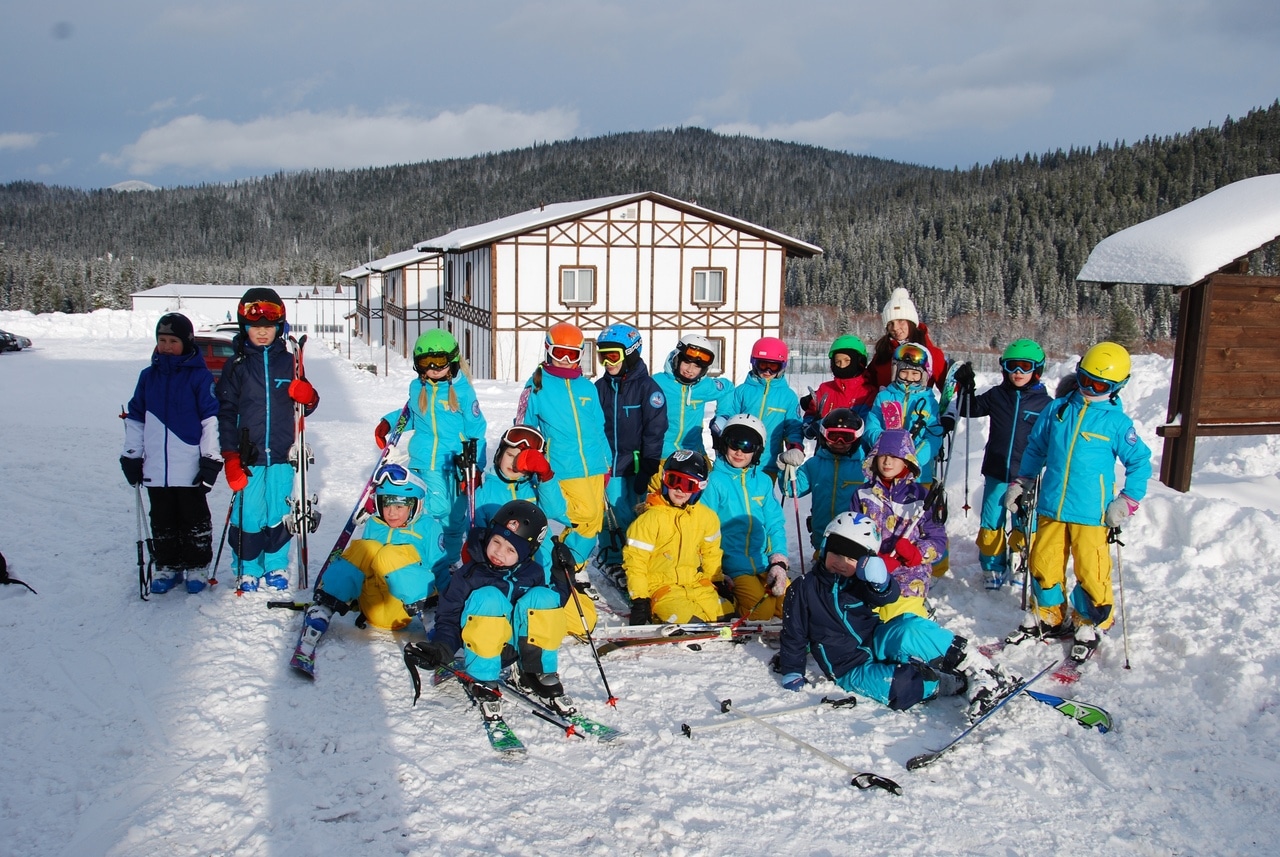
[379, 495, 413, 507]
[597, 347, 625, 366]
[662, 470, 706, 493]
[549, 345, 583, 363]
[415, 353, 453, 372]
[753, 359, 784, 375]
[240, 300, 285, 323]
[724, 434, 762, 454]
[1001, 358, 1038, 374]
[680, 345, 715, 367]
[894, 342, 929, 368]
[502, 424, 546, 451]
[820, 427, 861, 445]
[1076, 367, 1119, 395]
[375, 463, 412, 486]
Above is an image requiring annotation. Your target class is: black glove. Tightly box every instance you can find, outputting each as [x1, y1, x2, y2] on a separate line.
[954, 362, 976, 397]
[629, 597, 651, 626]
[714, 577, 735, 603]
[120, 456, 143, 486]
[405, 640, 455, 668]
[631, 458, 660, 496]
[940, 412, 956, 435]
[799, 393, 814, 414]
[550, 537, 576, 587]
[195, 456, 222, 493]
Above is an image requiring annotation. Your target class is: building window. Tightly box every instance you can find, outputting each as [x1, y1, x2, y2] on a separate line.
[464, 262, 473, 303]
[560, 267, 596, 306]
[445, 262, 454, 300]
[707, 336, 726, 376]
[692, 269, 726, 305]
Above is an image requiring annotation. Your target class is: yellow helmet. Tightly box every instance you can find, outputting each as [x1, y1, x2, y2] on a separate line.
[1076, 341, 1131, 397]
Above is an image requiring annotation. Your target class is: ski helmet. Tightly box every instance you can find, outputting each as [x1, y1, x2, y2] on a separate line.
[597, 322, 643, 373]
[892, 342, 932, 388]
[373, 463, 428, 523]
[236, 287, 286, 336]
[1000, 339, 1046, 380]
[493, 423, 547, 471]
[822, 512, 881, 563]
[671, 333, 717, 383]
[660, 449, 709, 507]
[413, 329, 461, 378]
[715, 413, 767, 465]
[156, 312, 196, 354]
[1076, 341, 1131, 398]
[545, 322, 585, 365]
[751, 336, 789, 375]
[828, 334, 868, 378]
[818, 408, 864, 452]
[485, 500, 548, 566]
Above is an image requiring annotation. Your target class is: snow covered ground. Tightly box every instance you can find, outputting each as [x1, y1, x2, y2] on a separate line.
[2, 308, 1279, 857]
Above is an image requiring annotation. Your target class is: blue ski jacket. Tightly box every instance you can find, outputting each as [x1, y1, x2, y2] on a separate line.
[653, 351, 735, 456]
[124, 346, 220, 486]
[216, 335, 315, 464]
[699, 459, 789, 577]
[958, 379, 1053, 482]
[781, 446, 866, 551]
[385, 374, 487, 474]
[595, 360, 668, 477]
[517, 368, 610, 480]
[725, 371, 804, 474]
[862, 381, 943, 484]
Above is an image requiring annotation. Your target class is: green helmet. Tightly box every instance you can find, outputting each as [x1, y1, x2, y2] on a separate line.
[1001, 339, 1045, 364]
[828, 334, 868, 359]
[829, 334, 868, 379]
[413, 330, 461, 377]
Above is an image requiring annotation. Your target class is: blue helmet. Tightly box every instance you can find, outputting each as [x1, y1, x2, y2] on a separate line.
[597, 322, 643, 374]
[373, 463, 428, 523]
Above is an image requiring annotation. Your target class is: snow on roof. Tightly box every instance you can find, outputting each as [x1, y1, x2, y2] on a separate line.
[1077, 174, 1280, 286]
[130, 283, 260, 298]
[414, 191, 823, 257]
[366, 248, 438, 273]
[340, 264, 371, 279]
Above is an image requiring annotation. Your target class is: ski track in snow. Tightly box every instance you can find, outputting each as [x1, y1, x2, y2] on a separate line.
[2, 309, 1280, 856]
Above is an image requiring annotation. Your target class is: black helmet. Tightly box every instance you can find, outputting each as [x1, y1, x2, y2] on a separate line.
[660, 449, 709, 507]
[236, 287, 286, 336]
[818, 408, 864, 452]
[486, 500, 548, 566]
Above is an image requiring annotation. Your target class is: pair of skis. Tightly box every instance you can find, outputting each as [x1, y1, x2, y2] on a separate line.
[287, 335, 321, 590]
[595, 621, 781, 656]
[978, 628, 1100, 686]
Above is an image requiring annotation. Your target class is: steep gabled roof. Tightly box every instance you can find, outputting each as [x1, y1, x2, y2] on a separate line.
[1077, 174, 1280, 287]
[414, 191, 823, 257]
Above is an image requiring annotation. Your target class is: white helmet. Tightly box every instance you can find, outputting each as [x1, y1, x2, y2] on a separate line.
[714, 413, 767, 465]
[822, 512, 881, 560]
[671, 334, 718, 383]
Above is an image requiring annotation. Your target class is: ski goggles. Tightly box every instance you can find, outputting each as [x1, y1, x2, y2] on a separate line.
[820, 426, 861, 446]
[548, 344, 583, 363]
[662, 469, 706, 493]
[1001, 358, 1039, 375]
[723, 433, 762, 454]
[378, 494, 413, 507]
[753, 359, 784, 375]
[679, 344, 716, 367]
[502, 424, 546, 452]
[375, 463, 413, 486]
[597, 347, 625, 366]
[893, 343, 929, 368]
[239, 300, 285, 323]
[1076, 366, 1122, 396]
[414, 352, 454, 372]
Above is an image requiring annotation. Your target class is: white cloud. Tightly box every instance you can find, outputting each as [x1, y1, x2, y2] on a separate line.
[0, 132, 45, 152]
[103, 105, 581, 176]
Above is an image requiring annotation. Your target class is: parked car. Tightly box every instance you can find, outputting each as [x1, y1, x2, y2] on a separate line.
[194, 329, 237, 381]
[15, 334, 32, 349]
[0, 329, 22, 351]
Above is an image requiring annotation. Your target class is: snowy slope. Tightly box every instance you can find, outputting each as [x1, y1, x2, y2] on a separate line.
[2, 309, 1279, 857]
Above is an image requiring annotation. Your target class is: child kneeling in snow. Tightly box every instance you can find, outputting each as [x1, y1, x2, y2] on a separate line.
[290, 464, 445, 676]
[778, 512, 1010, 716]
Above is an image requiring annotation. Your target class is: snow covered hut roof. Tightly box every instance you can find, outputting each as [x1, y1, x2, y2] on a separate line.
[1077, 174, 1280, 287]
[339, 264, 371, 279]
[414, 191, 823, 257]
[365, 248, 438, 273]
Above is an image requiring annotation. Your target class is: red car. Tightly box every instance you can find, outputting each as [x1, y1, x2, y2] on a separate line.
[194, 329, 237, 381]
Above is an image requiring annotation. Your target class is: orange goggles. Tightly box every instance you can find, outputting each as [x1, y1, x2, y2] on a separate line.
[415, 353, 453, 372]
[240, 300, 285, 323]
[549, 345, 582, 363]
[662, 470, 705, 493]
[680, 345, 715, 367]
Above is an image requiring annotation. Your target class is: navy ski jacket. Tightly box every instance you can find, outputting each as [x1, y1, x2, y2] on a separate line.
[215, 334, 316, 464]
[957, 379, 1052, 482]
[595, 360, 668, 477]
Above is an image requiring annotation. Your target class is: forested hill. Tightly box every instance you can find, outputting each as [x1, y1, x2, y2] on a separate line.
[3, 101, 1279, 341]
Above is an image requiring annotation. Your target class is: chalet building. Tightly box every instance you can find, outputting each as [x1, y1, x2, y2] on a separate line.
[343, 192, 822, 382]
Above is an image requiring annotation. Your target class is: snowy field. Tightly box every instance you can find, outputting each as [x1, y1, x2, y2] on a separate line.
[2, 308, 1280, 857]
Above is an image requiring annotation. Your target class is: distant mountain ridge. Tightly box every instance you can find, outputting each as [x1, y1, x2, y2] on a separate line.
[2, 102, 1278, 344]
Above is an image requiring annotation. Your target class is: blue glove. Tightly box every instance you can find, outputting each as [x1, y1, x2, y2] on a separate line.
[856, 556, 889, 589]
[781, 673, 806, 692]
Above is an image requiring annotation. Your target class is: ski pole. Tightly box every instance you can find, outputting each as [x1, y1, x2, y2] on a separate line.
[787, 469, 807, 577]
[681, 694, 857, 737]
[209, 494, 234, 587]
[134, 484, 153, 600]
[554, 534, 618, 707]
[961, 387, 971, 517]
[719, 699, 902, 794]
[1110, 526, 1132, 670]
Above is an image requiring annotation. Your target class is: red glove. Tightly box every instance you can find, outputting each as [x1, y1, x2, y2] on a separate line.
[879, 553, 901, 574]
[223, 452, 248, 492]
[288, 379, 318, 406]
[515, 448, 554, 481]
[374, 418, 391, 450]
[894, 537, 923, 567]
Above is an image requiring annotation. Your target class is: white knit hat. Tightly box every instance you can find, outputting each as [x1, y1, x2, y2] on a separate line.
[881, 288, 919, 327]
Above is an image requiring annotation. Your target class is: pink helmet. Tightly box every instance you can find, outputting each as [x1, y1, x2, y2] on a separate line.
[751, 336, 789, 364]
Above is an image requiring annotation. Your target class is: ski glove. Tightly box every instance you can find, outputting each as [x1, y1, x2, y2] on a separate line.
[515, 448, 554, 482]
[893, 538, 923, 567]
[1105, 494, 1140, 528]
[1003, 477, 1036, 513]
[373, 418, 391, 450]
[549, 537, 577, 588]
[764, 558, 789, 596]
[629, 597, 652, 626]
[632, 458, 660, 496]
[410, 640, 455, 669]
[856, 556, 890, 590]
[781, 673, 807, 692]
[288, 379, 319, 407]
[777, 448, 806, 469]
[223, 452, 249, 492]
[119, 455, 144, 486]
[195, 456, 222, 493]
[953, 361, 976, 397]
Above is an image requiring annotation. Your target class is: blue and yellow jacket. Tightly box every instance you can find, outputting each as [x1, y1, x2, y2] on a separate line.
[700, 458, 789, 577]
[517, 369, 610, 481]
[726, 372, 804, 475]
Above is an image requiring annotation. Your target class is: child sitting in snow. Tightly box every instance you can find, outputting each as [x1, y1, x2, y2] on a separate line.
[289, 464, 445, 677]
[778, 512, 1009, 716]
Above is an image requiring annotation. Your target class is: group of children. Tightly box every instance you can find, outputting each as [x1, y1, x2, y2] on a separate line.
[122, 284, 1151, 721]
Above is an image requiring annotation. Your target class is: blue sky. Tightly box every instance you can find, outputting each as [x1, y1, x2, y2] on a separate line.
[3, 0, 1277, 189]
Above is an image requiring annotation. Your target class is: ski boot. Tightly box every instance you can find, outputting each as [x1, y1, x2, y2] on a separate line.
[519, 671, 577, 716]
[1070, 624, 1101, 663]
[981, 556, 1008, 590]
[150, 568, 183, 594]
[185, 569, 209, 594]
[473, 683, 504, 722]
[290, 603, 334, 678]
[237, 575, 260, 593]
[262, 571, 290, 591]
[1005, 616, 1074, 647]
[573, 567, 601, 601]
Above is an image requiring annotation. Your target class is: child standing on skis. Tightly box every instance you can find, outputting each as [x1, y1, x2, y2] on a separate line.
[121, 312, 223, 594]
[1004, 342, 1152, 661]
[593, 323, 668, 585]
[217, 289, 320, 592]
[374, 329, 486, 596]
[622, 450, 734, 625]
[947, 339, 1053, 590]
[700, 414, 791, 620]
[653, 334, 735, 458]
[778, 408, 866, 560]
[409, 500, 579, 718]
[725, 336, 805, 481]
[799, 334, 877, 434]
[778, 512, 1007, 716]
[290, 464, 445, 676]
[852, 428, 946, 621]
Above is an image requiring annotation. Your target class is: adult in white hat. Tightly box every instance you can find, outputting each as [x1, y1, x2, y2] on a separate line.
[869, 288, 947, 391]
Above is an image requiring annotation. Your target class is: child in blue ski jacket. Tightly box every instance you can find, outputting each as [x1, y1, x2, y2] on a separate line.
[593, 323, 668, 578]
[1005, 342, 1152, 659]
[947, 339, 1053, 590]
[216, 288, 320, 592]
[700, 414, 791, 620]
[777, 409, 866, 559]
[289, 465, 445, 676]
[725, 336, 805, 479]
[779, 512, 1005, 714]
[375, 329, 486, 591]
[653, 334, 735, 457]
[862, 342, 944, 486]
[121, 312, 223, 594]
